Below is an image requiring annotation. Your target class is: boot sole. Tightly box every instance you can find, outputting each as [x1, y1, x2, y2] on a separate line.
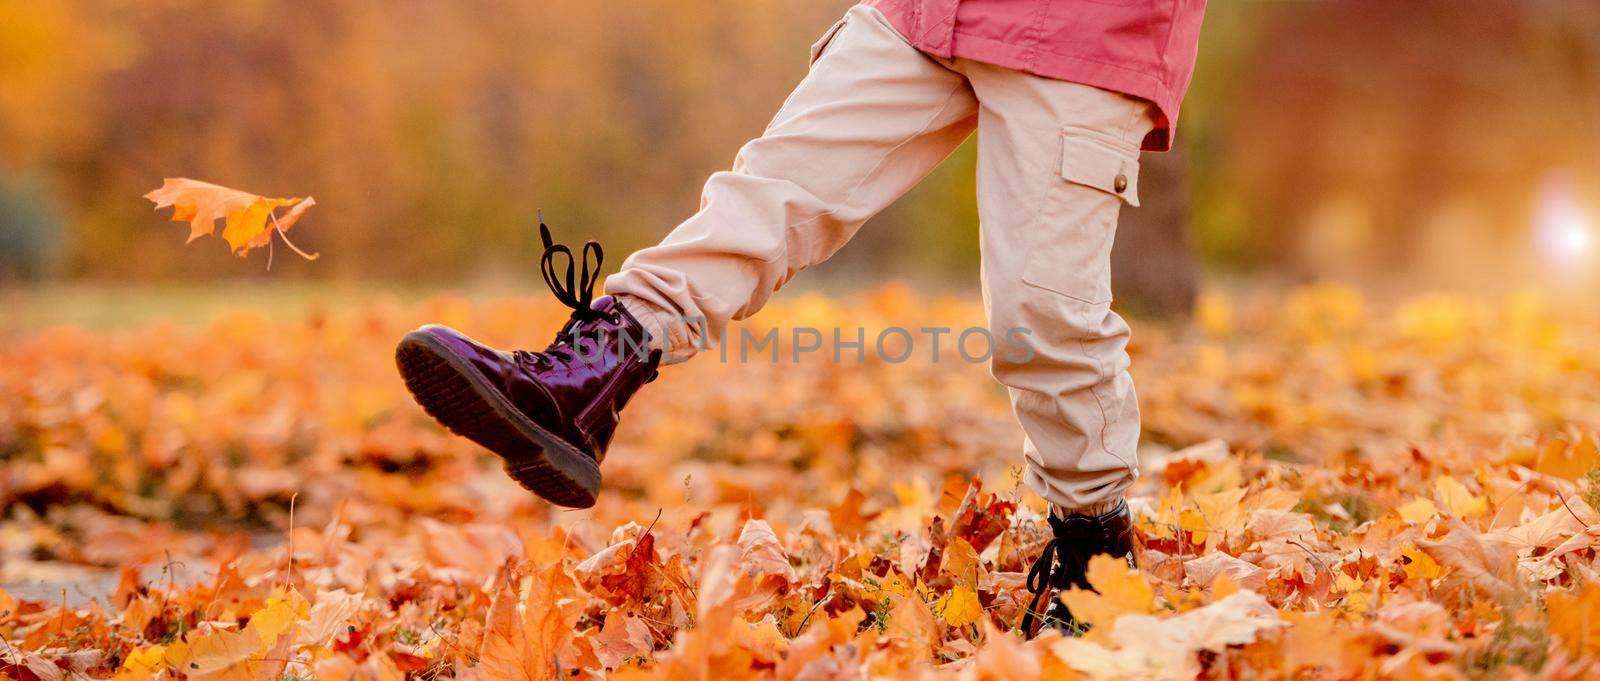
[394, 330, 600, 508]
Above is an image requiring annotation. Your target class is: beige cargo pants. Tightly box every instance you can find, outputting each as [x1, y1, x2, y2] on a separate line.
[604, 4, 1154, 513]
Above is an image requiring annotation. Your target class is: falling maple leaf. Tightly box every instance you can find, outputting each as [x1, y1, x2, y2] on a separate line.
[144, 178, 318, 260]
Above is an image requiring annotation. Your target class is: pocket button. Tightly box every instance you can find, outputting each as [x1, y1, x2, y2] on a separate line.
[1113, 173, 1128, 194]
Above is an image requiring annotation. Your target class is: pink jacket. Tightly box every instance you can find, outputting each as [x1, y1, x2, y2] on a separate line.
[863, 0, 1207, 151]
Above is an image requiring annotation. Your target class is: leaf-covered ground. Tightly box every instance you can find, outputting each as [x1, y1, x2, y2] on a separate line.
[2, 284, 1598, 679]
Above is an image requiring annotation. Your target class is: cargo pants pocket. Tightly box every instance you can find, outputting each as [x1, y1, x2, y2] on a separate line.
[1020, 127, 1141, 306]
[809, 14, 850, 65]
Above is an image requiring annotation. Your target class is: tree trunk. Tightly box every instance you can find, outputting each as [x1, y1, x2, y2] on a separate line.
[1111, 140, 1197, 319]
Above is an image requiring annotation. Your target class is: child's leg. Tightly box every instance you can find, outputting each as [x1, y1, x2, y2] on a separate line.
[960, 60, 1156, 515]
[604, 5, 978, 357]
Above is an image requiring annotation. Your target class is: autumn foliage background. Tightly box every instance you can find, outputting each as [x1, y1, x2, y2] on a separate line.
[4, 0, 1600, 679]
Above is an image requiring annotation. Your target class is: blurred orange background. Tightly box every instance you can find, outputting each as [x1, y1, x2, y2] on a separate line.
[1, 0, 1597, 303]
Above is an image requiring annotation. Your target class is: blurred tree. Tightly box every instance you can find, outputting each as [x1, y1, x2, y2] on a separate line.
[1226, 0, 1600, 286]
[3, 0, 852, 281]
[1179, 0, 1267, 270]
[0, 175, 65, 282]
[1112, 141, 1197, 318]
[0, 0, 133, 170]
[4, 0, 1596, 291]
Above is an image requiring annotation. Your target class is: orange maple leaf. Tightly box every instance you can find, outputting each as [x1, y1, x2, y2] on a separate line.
[1548, 583, 1600, 657]
[144, 178, 318, 259]
[478, 565, 584, 680]
[1059, 554, 1158, 632]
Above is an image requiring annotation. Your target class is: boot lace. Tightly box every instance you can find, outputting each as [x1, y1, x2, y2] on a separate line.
[1020, 514, 1099, 636]
[539, 219, 605, 322]
[521, 219, 620, 366]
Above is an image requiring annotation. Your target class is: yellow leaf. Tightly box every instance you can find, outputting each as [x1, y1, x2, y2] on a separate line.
[878, 571, 913, 599]
[937, 585, 982, 628]
[1188, 486, 1248, 549]
[159, 639, 189, 671]
[1334, 572, 1371, 613]
[1059, 554, 1156, 630]
[941, 536, 983, 589]
[246, 588, 309, 650]
[1334, 572, 1364, 593]
[222, 197, 294, 254]
[144, 178, 316, 257]
[1192, 486, 1248, 521]
[118, 644, 166, 673]
[1342, 592, 1371, 615]
[1435, 476, 1487, 519]
[1148, 486, 1187, 540]
[1400, 544, 1443, 581]
[184, 626, 263, 678]
[1396, 497, 1439, 524]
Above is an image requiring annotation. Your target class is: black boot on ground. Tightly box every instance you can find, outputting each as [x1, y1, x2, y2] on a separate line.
[1021, 499, 1135, 637]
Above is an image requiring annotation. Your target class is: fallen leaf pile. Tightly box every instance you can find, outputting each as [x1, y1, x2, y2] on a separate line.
[2, 283, 1599, 679]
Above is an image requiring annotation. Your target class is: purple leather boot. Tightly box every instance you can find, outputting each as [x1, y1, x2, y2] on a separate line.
[395, 224, 660, 508]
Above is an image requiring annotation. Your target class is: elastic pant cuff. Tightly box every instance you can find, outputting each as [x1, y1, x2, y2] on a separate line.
[1051, 497, 1125, 518]
[614, 293, 699, 361]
